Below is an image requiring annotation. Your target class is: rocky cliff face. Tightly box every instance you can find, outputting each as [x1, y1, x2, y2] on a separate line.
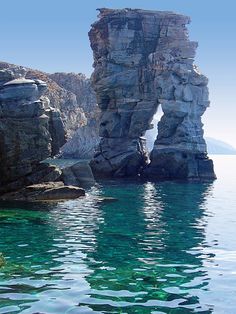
[89, 8, 216, 179]
[49, 72, 100, 159]
[61, 119, 100, 159]
[27, 70, 88, 139]
[0, 61, 100, 159]
[49, 72, 97, 115]
[0, 67, 65, 194]
[0, 62, 87, 138]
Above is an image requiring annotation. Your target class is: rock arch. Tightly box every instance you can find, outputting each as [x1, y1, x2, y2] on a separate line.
[89, 8, 216, 180]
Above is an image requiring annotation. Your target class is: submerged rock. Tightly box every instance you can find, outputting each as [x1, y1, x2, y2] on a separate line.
[89, 8, 216, 180]
[0, 253, 6, 268]
[96, 197, 118, 204]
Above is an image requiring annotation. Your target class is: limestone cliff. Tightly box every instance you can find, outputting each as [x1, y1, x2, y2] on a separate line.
[89, 8, 216, 179]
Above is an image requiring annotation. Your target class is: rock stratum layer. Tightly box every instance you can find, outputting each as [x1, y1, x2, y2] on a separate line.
[89, 8, 216, 180]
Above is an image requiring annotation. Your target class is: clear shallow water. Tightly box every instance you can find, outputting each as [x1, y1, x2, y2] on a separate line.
[0, 155, 235, 314]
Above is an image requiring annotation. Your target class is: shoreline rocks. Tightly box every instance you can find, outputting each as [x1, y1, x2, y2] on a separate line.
[0, 182, 85, 201]
[62, 161, 96, 188]
[0, 7, 217, 192]
[0, 67, 87, 201]
[0, 69, 65, 193]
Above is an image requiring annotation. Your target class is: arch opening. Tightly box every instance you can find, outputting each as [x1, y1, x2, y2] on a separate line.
[145, 106, 164, 153]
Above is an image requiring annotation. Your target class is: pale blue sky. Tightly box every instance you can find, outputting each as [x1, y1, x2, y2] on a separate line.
[1, 0, 235, 147]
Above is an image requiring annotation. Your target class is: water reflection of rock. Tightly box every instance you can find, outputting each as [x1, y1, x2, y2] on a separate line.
[83, 182, 214, 313]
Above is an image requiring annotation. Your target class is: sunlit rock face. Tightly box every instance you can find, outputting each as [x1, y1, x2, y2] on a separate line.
[49, 72, 100, 159]
[0, 61, 88, 140]
[0, 61, 101, 161]
[89, 8, 216, 179]
[0, 68, 65, 194]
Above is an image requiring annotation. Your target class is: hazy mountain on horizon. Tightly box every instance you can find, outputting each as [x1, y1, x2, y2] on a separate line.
[206, 137, 236, 155]
[146, 123, 236, 155]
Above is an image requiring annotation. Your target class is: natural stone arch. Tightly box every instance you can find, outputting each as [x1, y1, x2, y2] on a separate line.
[145, 106, 163, 152]
[89, 8, 216, 180]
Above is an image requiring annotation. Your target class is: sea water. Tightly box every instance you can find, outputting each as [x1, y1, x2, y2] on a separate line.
[0, 155, 235, 314]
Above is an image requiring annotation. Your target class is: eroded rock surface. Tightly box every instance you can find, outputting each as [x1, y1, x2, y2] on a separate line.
[49, 72, 97, 116]
[61, 119, 100, 159]
[62, 161, 95, 188]
[89, 8, 216, 179]
[49, 72, 100, 159]
[0, 68, 66, 195]
[0, 61, 100, 160]
[0, 62, 87, 139]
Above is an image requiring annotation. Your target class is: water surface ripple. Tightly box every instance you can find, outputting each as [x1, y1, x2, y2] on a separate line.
[0, 156, 235, 313]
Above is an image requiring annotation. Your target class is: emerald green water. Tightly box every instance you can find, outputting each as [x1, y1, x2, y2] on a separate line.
[0, 156, 236, 313]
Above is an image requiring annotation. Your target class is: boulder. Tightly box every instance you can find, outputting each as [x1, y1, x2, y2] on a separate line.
[62, 161, 95, 187]
[0, 182, 85, 201]
[0, 78, 48, 103]
[60, 119, 100, 159]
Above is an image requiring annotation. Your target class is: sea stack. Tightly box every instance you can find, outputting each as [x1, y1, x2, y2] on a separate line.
[89, 8, 216, 180]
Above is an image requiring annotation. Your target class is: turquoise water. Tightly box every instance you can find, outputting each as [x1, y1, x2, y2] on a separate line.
[0, 155, 236, 314]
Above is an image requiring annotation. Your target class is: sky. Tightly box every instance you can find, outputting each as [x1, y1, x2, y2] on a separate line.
[1, 0, 236, 147]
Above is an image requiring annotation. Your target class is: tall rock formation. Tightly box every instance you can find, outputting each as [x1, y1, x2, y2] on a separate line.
[0, 67, 66, 194]
[89, 8, 216, 179]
